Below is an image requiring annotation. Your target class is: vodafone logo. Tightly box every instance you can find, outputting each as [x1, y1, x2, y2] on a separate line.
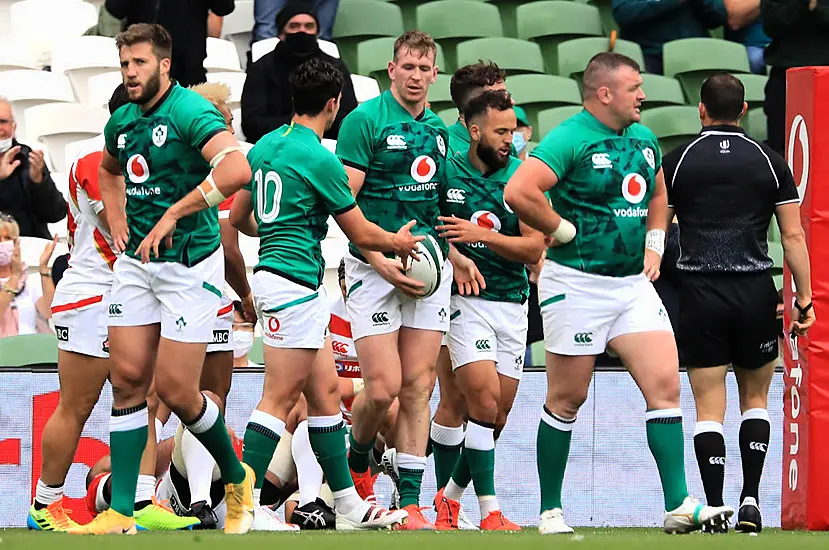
[267, 317, 280, 334]
[787, 114, 809, 203]
[621, 173, 647, 204]
[126, 154, 150, 184]
[410, 155, 437, 183]
[471, 210, 501, 233]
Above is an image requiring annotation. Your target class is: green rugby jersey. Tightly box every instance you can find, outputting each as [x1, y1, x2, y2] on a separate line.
[336, 90, 449, 259]
[447, 119, 470, 158]
[530, 109, 661, 277]
[246, 122, 356, 290]
[104, 83, 226, 266]
[441, 151, 528, 304]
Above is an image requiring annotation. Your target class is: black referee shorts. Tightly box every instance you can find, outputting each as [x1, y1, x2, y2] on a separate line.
[677, 272, 779, 370]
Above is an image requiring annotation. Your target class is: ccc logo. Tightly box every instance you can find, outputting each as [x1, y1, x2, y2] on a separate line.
[109, 303, 122, 316]
[709, 456, 726, 465]
[372, 312, 389, 324]
[573, 332, 593, 344]
[749, 442, 768, 453]
[475, 339, 491, 351]
[332, 341, 349, 355]
[446, 188, 465, 203]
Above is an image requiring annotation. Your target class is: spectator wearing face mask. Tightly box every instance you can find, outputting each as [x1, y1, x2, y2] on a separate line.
[241, 0, 358, 143]
[512, 106, 534, 160]
[232, 300, 257, 367]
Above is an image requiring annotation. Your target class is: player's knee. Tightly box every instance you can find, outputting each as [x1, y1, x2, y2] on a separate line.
[366, 389, 397, 413]
[547, 388, 588, 418]
[110, 369, 147, 398]
[469, 388, 499, 420]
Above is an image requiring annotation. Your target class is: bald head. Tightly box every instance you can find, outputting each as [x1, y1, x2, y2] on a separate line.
[581, 52, 645, 130]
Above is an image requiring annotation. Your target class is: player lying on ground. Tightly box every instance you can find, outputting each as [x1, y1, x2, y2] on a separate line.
[504, 52, 734, 535]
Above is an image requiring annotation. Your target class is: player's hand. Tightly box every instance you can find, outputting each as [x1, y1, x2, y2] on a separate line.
[451, 251, 486, 296]
[28, 149, 45, 184]
[108, 210, 130, 253]
[436, 215, 489, 245]
[643, 249, 661, 281]
[39, 234, 59, 272]
[241, 293, 257, 324]
[136, 212, 177, 263]
[391, 219, 424, 269]
[370, 255, 425, 298]
[791, 301, 816, 337]
[0, 146, 21, 181]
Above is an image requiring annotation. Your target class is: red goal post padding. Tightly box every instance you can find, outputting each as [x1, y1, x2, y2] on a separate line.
[782, 66, 829, 531]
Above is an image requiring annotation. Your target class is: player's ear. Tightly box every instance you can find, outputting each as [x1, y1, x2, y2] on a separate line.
[430, 65, 438, 84]
[160, 56, 171, 76]
[698, 102, 706, 123]
[597, 85, 611, 105]
[387, 61, 395, 82]
[468, 122, 481, 142]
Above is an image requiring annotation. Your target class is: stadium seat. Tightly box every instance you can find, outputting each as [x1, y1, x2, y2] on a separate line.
[0, 70, 75, 139]
[357, 37, 446, 89]
[50, 169, 69, 201]
[416, 0, 503, 71]
[456, 37, 545, 76]
[744, 107, 767, 143]
[508, 74, 581, 129]
[220, 0, 254, 69]
[65, 134, 102, 173]
[351, 74, 382, 103]
[427, 73, 454, 113]
[250, 37, 340, 64]
[87, 71, 122, 109]
[437, 107, 458, 126]
[10, 0, 98, 67]
[536, 105, 583, 137]
[0, 36, 38, 71]
[206, 72, 246, 111]
[557, 37, 645, 82]
[639, 106, 702, 155]
[332, 0, 404, 70]
[768, 219, 781, 244]
[530, 340, 545, 367]
[0, 0, 14, 35]
[484, 0, 526, 38]
[204, 38, 243, 73]
[18, 235, 68, 271]
[587, 0, 618, 35]
[24, 103, 109, 173]
[517, 1, 603, 74]
[51, 36, 120, 104]
[640, 74, 686, 110]
[662, 38, 751, 103]
[248, 336, 265, 365]
[0, 334, 58, 367]
[734, 73, 767, 110]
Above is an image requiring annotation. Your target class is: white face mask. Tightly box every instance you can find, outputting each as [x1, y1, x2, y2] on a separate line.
[0, 240, 13, 266]
[512, 131, 527, 155]
[0, 137, 13, 154]
[233, 330, 254, 359]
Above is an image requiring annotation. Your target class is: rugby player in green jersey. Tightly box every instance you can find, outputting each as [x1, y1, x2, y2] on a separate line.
[504, 52, 734, 535]
[70, 24, 255, 535]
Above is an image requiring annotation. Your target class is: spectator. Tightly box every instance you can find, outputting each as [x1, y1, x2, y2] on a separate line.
[0, 99, 67, 240]
[723, 0, 769, 75]
[232, 300, 257, 367]
[0, 214, 58, 337]
[513, 106, 534, 160]
[761, 0, 829, 155]
[241, 0, 357, 142]
[612, 0, 727, 74]
[253, 0, 340, 42]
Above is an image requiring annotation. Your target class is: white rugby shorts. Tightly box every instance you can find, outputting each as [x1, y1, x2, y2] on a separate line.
[253, 271, 328, 349]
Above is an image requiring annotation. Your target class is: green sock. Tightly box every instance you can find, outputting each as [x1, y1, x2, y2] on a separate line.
[109, 403, 149, 517]
[188, 395, 246, 485]
[451, 450, 472, 488]
[432, 440, 462, 489]
[646, 410, 689, 511]
[398, 453, 426, 508]
[463, 420, 496, 497]
[537, 406, 574, 513]
[347, 432, 375, 474]
[308, 419, 352, 492]
[242, 410, 284, 489]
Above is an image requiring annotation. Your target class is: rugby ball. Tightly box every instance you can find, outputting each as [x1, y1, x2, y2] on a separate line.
[400, 234, 444, 298]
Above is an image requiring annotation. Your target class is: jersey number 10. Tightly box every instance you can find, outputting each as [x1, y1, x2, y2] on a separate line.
[255, 169, 283, 223]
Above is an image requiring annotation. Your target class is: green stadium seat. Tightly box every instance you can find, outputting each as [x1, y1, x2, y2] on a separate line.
[586, 0, 618, 35]
[508, 74, 582, 129]
[530, 340, 545, 367]
[332, 0, 404, 70]
[525, 140, 539, 155]
[357, 38, 447, 90]
[417, 1, 503, 72]
[662, 38, 751, 103]
[389, 0, 489, 31]
[0, 333, 58, 367]
[248, 336, 264, 365]
[641, 74, 686, 109]
[769, 241, 784, 275]
[557, 37, 645, 82]
[484, 0, 525, 38]
[517, 1, 603, 74]
[768, 219, 782, 244]
[734, 73, 767, 110]
[744, 107, 767, 143]
[537, 105, 583, 138]
[438, 107, 459, 126]
[639, 106, 701, 155]
[428, 73, 454, 113]
[456, 37, 545, 76]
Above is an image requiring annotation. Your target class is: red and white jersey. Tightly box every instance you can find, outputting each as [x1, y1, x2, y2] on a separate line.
[329, 295, 360, 421]
[218, 193, 235, 220]
[60, 135, 118, 295]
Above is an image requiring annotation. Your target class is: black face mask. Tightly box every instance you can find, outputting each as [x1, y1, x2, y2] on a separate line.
[283, 31, 318, 57]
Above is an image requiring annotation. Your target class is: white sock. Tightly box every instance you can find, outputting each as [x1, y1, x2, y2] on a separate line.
[430, 421, 465, 447]
[35, 479, 63, 507]
[182, 427, 217, 506]
[254, 488, 262, 507]
[444, 479, 464, 501]
[479, 495, 499, 516]
[332, 487, 364, 517]
[155, 418, 164, 444]
[135, 474, 156, 503]
[95, 474, 111, 512]
[292, 421, 323, 507]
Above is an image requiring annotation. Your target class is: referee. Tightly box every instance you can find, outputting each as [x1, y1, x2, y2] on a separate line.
[662, 72, 816, 534]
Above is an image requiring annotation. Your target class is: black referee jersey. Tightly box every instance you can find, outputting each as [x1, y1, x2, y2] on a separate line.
[662, 124, 799, 369]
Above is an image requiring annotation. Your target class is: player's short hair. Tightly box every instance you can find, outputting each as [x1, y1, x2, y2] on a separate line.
[582, 52, 641, 98]
[463, 89, 514, 126]
[108, 84, 129, 115]
[115, 23, 173, 61]
[450, 61, 507, 112]
[700, 72, 745, 122]
[393, 30, 437, 63]
[189, 82, 231, 110]
[289, 57, 344, 116]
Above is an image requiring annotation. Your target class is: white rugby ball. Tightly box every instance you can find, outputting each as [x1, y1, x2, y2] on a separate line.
[400, 234, 444, 298]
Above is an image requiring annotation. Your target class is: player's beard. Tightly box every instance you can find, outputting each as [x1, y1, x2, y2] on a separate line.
[476, 139, 509, 171]
[131, 67, 162, 105]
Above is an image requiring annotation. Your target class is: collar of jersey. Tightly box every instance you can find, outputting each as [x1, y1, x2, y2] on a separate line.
[283, 120, 321, 142]
[700, 124, 745, 135]
[141, 80, 177, 118]
[384, 90, 426, 121]
[580, 108, 632, 136]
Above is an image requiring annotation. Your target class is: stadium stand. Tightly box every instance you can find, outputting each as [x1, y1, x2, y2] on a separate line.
[50, 36, 120, 104]
[456, 37, 545, 76]
[0, 69, 75, 140]
[332, 0, 404, 71]
[639, 74, 686, 110]
[508, 74, 581, 129]
[426, 73, 454, 113]
[357, 37, 446, 90]
[662, 38, 751, 103]
[416, 0, 503, 72]
[0, 36, 38, 71]
[23, 102, 108, 173]
[639, 105, 702, 155]
[536, 105, 584, 137]
[204, 37, 244, 73]
[219, 0, 254, 69]
[250, 37, 341, 63]
[557, 36, 644, 83]
[9, 0, 97, 67]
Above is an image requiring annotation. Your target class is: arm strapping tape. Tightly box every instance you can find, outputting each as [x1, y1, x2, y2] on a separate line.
[551, 218, 576, 244]
[645, 229, 666, 256]
[210, 146, 242, 168]
[198, 172, 226, 207]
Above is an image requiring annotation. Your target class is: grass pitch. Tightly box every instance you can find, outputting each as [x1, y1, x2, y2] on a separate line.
[1, 528, 827, 550]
